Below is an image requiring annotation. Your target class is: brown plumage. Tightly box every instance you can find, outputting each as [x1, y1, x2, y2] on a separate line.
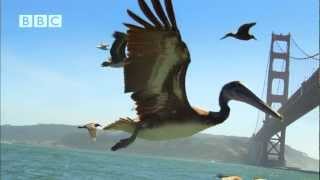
[103, 0, 281, 151]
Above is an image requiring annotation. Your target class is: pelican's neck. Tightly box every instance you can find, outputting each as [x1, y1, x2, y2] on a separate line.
[207, 95, 230, 125]
[227, 33, 236, 38]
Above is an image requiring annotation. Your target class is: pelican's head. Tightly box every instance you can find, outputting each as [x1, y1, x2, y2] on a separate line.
[221, 81, 282, 120]
[101, 61, 111, 67]
[94, 123, 102, 127]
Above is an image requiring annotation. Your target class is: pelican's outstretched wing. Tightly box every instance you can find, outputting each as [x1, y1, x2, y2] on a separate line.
[88, 128, 97, 141]
[124, 0, 192, 121]
[238, 22, 256, 33]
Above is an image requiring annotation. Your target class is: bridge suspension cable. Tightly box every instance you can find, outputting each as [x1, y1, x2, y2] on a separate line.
[275, 38, 320, 61]
[291, 37, 320, 60]
[289, 53, 319, 60]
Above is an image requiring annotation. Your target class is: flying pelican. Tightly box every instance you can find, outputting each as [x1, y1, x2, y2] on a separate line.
[103, 0, 281, 151]
[96, 43, 109, 50]
[221, 22, 257, 40]
[101, 31, 128, 68]
[78, 123, 101, 141]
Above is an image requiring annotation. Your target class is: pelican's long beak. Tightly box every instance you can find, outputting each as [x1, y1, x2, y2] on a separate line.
[224, 81, 282, 120]
[220, 35, 227, 40]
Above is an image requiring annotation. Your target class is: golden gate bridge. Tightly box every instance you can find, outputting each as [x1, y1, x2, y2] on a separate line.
[247, 33, 319, 167]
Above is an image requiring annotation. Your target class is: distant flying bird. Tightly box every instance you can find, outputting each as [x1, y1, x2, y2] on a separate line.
[96, 43, 109, 50]
[78, 123, 101, 141]
[103, 0, 281, 151]
[221, 22, 257, 40]
[101, 31, 128, 68]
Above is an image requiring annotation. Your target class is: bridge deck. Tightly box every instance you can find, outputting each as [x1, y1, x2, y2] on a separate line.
[256, 68, 320, 140]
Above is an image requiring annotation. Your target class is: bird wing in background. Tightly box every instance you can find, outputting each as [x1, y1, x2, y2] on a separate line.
[110, 31, 127, 63]
[238, 22, 256, 34]
[97, 43, 109, 50]
[88, 128, 97, 141]
[123, 0, 192, 121]
[85, 123, 98, 141]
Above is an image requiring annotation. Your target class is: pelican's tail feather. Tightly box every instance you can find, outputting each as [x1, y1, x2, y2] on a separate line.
[103, 118, 136, 134]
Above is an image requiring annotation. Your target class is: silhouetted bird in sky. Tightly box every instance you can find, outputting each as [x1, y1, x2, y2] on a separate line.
[221, 22, 257, 40]
[101, 31, 128, 68]
[78, 123, 101, 141]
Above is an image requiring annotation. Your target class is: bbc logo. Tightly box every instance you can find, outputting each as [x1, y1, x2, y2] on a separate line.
[19, 15, 62, 28]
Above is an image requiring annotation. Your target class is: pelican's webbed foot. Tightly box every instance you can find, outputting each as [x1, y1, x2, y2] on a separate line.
[111, 137, 135, 151]
[111, 126, 140, 151]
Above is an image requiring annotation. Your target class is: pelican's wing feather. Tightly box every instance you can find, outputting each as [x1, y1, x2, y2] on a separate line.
[238, 22, 256, 33]
[88, 129, 97, 138]
[123, 0, 192, 121]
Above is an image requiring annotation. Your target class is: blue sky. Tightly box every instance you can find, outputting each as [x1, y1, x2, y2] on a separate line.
[1, 0, 319, 159]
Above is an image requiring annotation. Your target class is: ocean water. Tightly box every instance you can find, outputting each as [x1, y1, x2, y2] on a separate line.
[1, 143, 318, 180]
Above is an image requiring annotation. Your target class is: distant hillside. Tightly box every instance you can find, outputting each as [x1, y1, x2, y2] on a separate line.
[1, 124, 318, 171]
